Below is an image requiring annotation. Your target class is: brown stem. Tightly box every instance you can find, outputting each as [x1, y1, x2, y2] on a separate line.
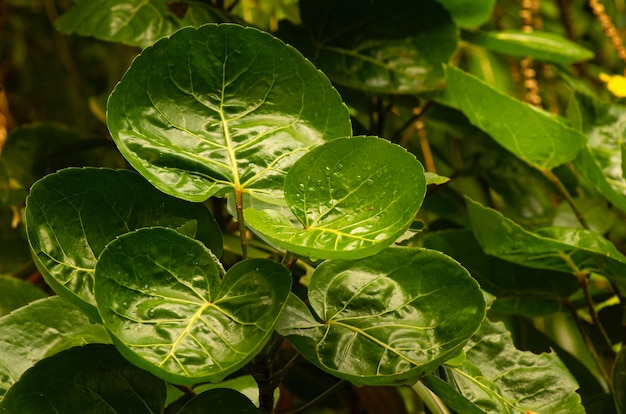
[234, 186, 248, 259]
[416, 120, 436, 173]
[580, 274, 616, 357]
[564, 300, 612, 385]
[540, 169, 590, 229]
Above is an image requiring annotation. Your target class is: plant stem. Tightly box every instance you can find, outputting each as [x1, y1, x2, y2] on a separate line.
[234, 186, 248, 259]
[281, 251, 297, 270]
[284, 380, 347, 414]
[413, 381, 451, 414]
[579, 274, 616, 357]
[540, 168, 590, 229]
[564, 300, 612, 386]
[417, 120, 436, 173]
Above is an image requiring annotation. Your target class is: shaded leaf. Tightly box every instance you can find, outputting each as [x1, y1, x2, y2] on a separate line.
[573, 104, 626, 214]
[422, 229, 579, 317]
[450, 319, 585, 414]
[461, 30, 594, 64]
[95, 227, 291, 384]
[0, 296, 111, 398]
[177, 388, 258, 414]
[245, 137, 426, 260]
[25, 168, 222, 320]
[0, 275, 46, 317]
[107, 24, 351, 204]
[55, 0, 238, 48]
[300, 0, 457, 94]
[466, 198, 626, 295]
[435, 0, 495, 28]
[276, 247, 486, 386]
[445, 65, 587, 170]
[0, 344, 166, 413]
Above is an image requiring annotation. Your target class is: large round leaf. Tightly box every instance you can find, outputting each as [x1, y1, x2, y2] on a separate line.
[0, 296, 111, 398]
[245, 137, 426, 260]
[299, 0, 457, 94]
[25, 167, 222, 321]
[107, 23, 351, 204]
[0, 344, 166, 414]
[94, 227, 291, 385]
[275, 247, 486, 386]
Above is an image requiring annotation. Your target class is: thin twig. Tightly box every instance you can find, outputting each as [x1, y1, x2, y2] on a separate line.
[580, 274, 616, 356]
[540, 168, 590, 229]
[283, 380, 347, 414]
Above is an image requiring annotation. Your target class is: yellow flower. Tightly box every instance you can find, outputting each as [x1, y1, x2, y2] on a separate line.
[599, 73, 626, 97]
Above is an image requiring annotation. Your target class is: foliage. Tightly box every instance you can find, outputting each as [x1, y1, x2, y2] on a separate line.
[3, 0, 626, 413]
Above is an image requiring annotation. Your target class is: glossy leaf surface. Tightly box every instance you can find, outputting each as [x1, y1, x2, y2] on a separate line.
[300, 0, 457, 94]
[450, 319, 584, 413]
[466, 198, 626, 295]
[25, 168, 222, 320]
[177, 388, 258, 414]
[0, 344, 166, 413]
[0, 276, 46, 317]
[435, 0, 495, 28]
[55, 0, 236, 48]
[107, 24, 351, 204]
[245, 137, 426, 260]
[0, 296, 111, 398]
[445, 66, 587, 170]
[95, 227, 291, 384]
[461, 30, 594, 64]
[276, 247, 486, 386]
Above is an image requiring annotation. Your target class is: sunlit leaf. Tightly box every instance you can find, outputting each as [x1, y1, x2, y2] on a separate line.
[445, 65, 587, 170]
[25, 168, 222, 320]
[245, 137, 426, 260]
[276, 247, 486, 386]
[95, 227, 291, 384]
[0, 344, 165, 413]
[300, 0, 457, 94]
[107, 24, 351, 205]
[55, 0, 239, 48]
[0, 296, 111, 398]
[0, 275, 46, 317]
[450, 319, 585, 413]
[177, 388, 258, 414]
[461, 30, 594, 64]
[466, 198, 626, 295]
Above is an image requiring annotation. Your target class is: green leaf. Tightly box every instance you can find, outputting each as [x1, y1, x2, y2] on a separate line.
[450, 319, 584, 414]
[421, 374, 484, 414]
[25, 167, 222, 320]
[276, 247, 486, 386]
[0, 344, 166, 413]
[95, 227, 291, 385]
[107, 23, 351, 205]
[466, 198, 626, 295]
[55, 0, 238, 48]
[574, 104, 626, 213]
[422, 229, 579, 318]
[0, 296, 111, 398]
[444, 65, 587, 170]
[300, 0, 457, 94]
[0, 276, 46, 317]
[435, 0, 495, 28]
[177, 389, 258, 414]
[461, 30, 594, 64]
[614, 347, 626, 414]
[245, 137, 426, 260]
